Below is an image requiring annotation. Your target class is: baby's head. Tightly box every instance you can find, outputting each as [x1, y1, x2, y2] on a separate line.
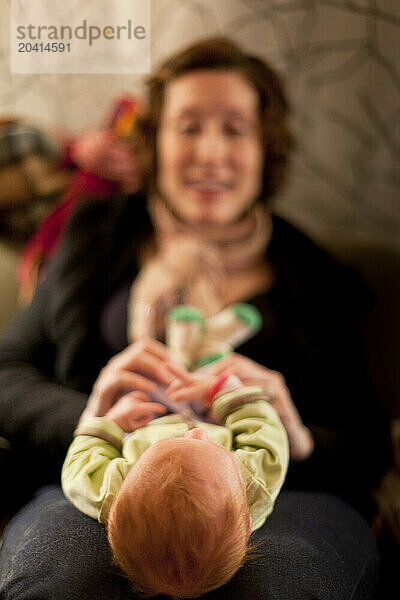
[107, 428, 251, 598]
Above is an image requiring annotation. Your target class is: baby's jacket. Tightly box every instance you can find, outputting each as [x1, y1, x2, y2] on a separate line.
[61, 386, 289, 531]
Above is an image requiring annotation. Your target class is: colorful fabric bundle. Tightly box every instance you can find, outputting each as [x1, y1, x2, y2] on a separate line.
[17, 96, 140, 303]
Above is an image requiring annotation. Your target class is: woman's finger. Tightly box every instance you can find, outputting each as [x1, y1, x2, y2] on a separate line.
[112, 349, 172, 386]
[166, 361, 196, 385]
[167, 383, 206, 404]
[166, 378, 184, 393]
[139, 338, 173, 361]
[133, 352, 178, 386]
[125, 390, 149, 402]
[115, 338, 170, 363]
[122, 394, 167, 416]
[121, 342, 191, 385]
[96, 369, 156, 398]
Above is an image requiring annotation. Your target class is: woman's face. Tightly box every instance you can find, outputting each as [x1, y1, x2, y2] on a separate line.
[156, 70, 264, 227]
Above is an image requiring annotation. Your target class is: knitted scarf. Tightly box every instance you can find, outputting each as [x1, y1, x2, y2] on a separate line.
[127, 196, 271, 341]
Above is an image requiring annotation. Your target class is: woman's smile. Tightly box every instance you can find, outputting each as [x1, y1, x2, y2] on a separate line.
[183, 177, 234, 208]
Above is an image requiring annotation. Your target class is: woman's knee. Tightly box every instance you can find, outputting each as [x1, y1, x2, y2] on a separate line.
[0, 486, 134, 600]
[207, 491, 380, 600]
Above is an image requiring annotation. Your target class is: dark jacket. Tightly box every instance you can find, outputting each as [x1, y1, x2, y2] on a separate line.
[0, 193, 391, 517]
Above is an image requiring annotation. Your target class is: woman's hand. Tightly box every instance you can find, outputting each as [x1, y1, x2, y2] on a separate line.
[169, 352, 314, 462]
[211, 354, 314, 461]
[104, 391, 167, 432]
[80, 338, 190, 424]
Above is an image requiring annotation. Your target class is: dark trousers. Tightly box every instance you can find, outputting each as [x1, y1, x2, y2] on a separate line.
[0, 486, 380, 600]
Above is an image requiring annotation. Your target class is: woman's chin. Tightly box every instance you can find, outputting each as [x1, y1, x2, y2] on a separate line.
[182, 202, 235, 228]
[185, 211, 229, 229]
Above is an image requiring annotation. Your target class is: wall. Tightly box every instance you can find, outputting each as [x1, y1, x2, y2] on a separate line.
[1, 0, 399, 246]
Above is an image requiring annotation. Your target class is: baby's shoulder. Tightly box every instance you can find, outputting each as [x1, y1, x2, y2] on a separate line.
[122, 416, 232, 464]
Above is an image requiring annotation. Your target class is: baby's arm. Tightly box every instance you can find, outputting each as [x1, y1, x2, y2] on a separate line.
[174, 372, 290, 530]
[211, 377, 289, 530]
[61, 416, 128, 523]
[61, 392, 166, 523]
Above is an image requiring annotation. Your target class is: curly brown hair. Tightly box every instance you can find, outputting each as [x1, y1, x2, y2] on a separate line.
[136, 36, 294, 205]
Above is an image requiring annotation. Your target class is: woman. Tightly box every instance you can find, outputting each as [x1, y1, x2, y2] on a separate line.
[0, 37, 391, 599]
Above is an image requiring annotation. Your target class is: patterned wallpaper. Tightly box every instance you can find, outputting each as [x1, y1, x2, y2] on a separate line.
[0, 0, 399, 247]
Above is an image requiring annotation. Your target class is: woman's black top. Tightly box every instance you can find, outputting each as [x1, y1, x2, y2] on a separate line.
[0, 193, 391, 518]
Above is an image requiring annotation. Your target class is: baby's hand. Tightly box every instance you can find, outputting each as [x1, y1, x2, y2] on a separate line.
[104, 391, 167, 432]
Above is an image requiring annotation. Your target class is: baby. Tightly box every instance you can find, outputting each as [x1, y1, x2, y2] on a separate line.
[62, 370, 289, 598]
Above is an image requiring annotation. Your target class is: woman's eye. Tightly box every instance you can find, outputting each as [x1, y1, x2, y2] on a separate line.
[179, 124, 199, 135]
[225, 124, 246, 136]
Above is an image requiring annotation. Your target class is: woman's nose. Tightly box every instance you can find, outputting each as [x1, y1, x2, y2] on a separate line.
[184, 428, 210, 441]
[195, 128, 228, 165]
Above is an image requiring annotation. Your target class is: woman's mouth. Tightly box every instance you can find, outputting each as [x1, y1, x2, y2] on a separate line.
[186, 180, 232, 195]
